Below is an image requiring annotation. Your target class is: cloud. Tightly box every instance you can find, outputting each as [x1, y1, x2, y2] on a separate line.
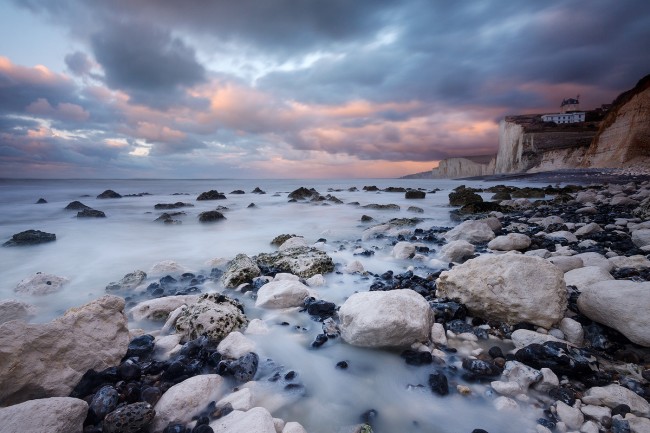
[64, 51, 93, 76]
[26, 98, 89, 122]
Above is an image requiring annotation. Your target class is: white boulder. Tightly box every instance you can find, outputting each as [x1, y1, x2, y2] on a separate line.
[511, 329, 564, 349]
[343, 260, 365, 274]
[574, 223, 602, 236]
[0, 299, 36, 324]
[152, 374, 226, 432]
[175, 294, 248, 343]
[632, 229, 650, 248]
[573, 252, 614, 272]
[14, 272, 69, 296]
[210, 407, 277, 433]
[255, 280, 310, 309]
[609, 255, 650, 270]
[0, 397, 88, 433]
[548, 256, 584, 273]
[436, 255, 567, 328]
[564, 266, 613, 290]
[487, 233, 531, 251]
[338, 289, 433, 348]
[222, 254, 262, 288]
[129, 295, 199, 322]
[443, 220, 495, 244]
[282, 422, 309, 433]
[556, 401, 584, 430]
[216, 388, 254, 412]
[217, 331, 257, 359]
[577, 280, 650, 347]
[559, 317, 584, 346]
[392, 241, 416, 259]
[440, 240, 475, 262]
[0, 295, 129, 405]
[150, 260, 189, 276]
[279, 236, 308, 251]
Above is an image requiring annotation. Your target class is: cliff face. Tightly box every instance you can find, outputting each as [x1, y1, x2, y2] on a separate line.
[494, 116, 597, 174]
[582, 75, 650, 169]
[431, 156, 495, 178]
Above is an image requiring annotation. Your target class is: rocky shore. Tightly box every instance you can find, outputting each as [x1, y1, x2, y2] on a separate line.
[1, 180, 650, 433]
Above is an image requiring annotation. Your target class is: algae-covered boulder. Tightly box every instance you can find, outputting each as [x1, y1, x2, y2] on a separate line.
[174, 293, 248, 343]
[255, 247, 334, 278]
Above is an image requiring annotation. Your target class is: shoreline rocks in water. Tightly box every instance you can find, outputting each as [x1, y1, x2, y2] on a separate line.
[3, 229, 56, 246]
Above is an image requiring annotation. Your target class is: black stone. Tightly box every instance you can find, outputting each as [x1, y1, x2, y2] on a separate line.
[311, 334, 328, 348]
[36, 198, 47, 203]
[70, 367, 119, 398]
[198, 211, 226, 222]
[197, 190, 226, 200]
[97, 189, 122, 199]
[89, 385, 119, 421]
[447, 320, 474, 335]
[64, 200, 91, 210]
[336, 361, 349, 369]
[3, 229, 56, 246]
[548, 387, 576, 406]
[304, 298, 337, 319]
[141, 386, 162, 406]
[77, 209, 106, 218]
[461, 358, 503, 380]
[192, 425, 213, 433]
[428, 371, 449, 396]
[430, 302, 467, 322]
[125, 334, 155, 360]
[449, 186, 483, 206]
[488, 346, 504, 359]
[220, 352, 259, 382]
[252, 187, 266, 194]
[405, 190, 426, 199]
[163, 424, 187, 433]
[401, 350, 433, 366]
[117, 359, 141, 381]
[513, 341, 597, 378]
[471, 430, 489, 433]
[611, 418, 631, 433]
[612, 404, 631, 417]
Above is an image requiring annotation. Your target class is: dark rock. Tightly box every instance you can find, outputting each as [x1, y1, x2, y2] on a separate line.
[198, 211, 226, 223]
[491, 191, 511, 200]
[449, 186, 482, 206]
[611, 418, 631, 433]
[192, 425, 213, 433]
[363, 185, 379, 191]
[549, 387, 576, 406]
[457, 201, 505, 215]
[252, 187, 266, 194]
[154, 202, 194, 209]
[471, 430, 489, 433]
[36, 198, 47, 204]
[447, 319, 474, 335]
[97, 190, 122, 199]
[218, 352, 259, 382]
[197, 190, 226, 200]
[461, 358, 503, 380]
[384, 187, 407, 193]
[247, 203, 256, 208]
[70, 368, 119, 398]
[429, 302, 467, 322]
[488, 346, 504, 359]
[89, 385, 119, 421]
[65, 201, 91, 210]
[163, 423, 186, 433]
[428, 371, 449, 396]
[513, 341, 597, 378]
[155, 212, 185, 224]
[311, 334, 328, 348]
[77, 209, 106, 218]
[400, 350, 433, 366]
[288, 187, 319, 201]
[336, 361, 349, 369]
[230, 190, 245, 194]
[361, 215, 374, 222]
[304, 298, 337, 319]
[405, 190, 426, 199]
[537, 418, 556, 430]
[117, 359, 141, 381]
[511, 188, 545, 198]
[612, 404, 631, 417]
[407, 206, 424, 213]
[361, 203, 400, 211]
[103, 402, 155, 433]
[125, 334, 155, 359]
[3, 229, 56, 246]
[141, 386, 162, 406]
[270, 234, 297, 246]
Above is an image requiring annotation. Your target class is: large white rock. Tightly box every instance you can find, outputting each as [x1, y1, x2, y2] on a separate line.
[575, 223, 603, 236]
[582, 384, 650, 417]
[255, 280, 310, 309]
[548, 256, 584, 273]
[559, 317, 584, 346]
[436, 255, 567, 328]
[511, 329, 564, 349]
[487, 233, 531, 251]
[556, 401, 584, 430]
[392, 241, 416, 259]
[609, 255, 650, 270]
[129, 295, 199, 322]
[564, 266, 614, 290]
[439, 240, 475, 262]
[577, 280, 650, 347]
[0, 295, 129, 405]
[14, 272, 69, 296]
[0, 299, 36, 324]
[338, 289, 433, 348]
[343, 260, 365, 274]
[443, 220, 496, 244]
[279, 236, 308, 251]
[282, 422, 309, 433]
[222, 254, 262, 288]
[175, 294, 248, 343]
[217, 331, 257, 359]
[210, 407, 277, 433]
[152, 374, 226, 432]
[580, 405, 611, 423]
[150, 260, 190, 276]
[631, 229, 650, 248]
[0, 397, 88, 433]
[573, 252, 614, 272]
[216, 388, 254, 411]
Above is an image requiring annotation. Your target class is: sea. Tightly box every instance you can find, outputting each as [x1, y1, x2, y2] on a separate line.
[0, 178, 545, 433]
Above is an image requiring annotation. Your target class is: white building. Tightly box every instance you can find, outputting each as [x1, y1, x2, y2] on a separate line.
[541, 112, 585, 124]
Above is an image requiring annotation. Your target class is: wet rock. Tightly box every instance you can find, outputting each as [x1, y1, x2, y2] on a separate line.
[436, 255, 566, 328]
[462, 358, 503, 380]
[151, 375, 225, 432]
[400, 349, 433, 365]
[222, 254, 261, 288]
[252, 187, 266, 194]
[89, 385, 119, 421]
[255, 247, 334, 278]
[487, 233, 531, 251]
[175, 293, 248, 343]
[0, 299, 37, 324]
[209, 406, 276, 433]
[449, 187, 483, 206]
[304, 298, 337, 319]
[76, 208, 106, 218]
[129, 295, 199, 322]
[125, 334, 155, 359]
[513, 341, 597, 379]
[155, 202, 194, 209]
[36, 197, 47, 203]
[218, 352, 259, 382]
[3, 229, 56, 246]
[64, 200, 90, 210]
[407, 206, 424, 213]
[549, 386, 577, 406]
[0, 396, 88, 433]
[199, 211, 226, 223]
[14, 272, 69, 296]
[279, 236, 308, 251]
[103, 402, 155, 433]
[197, 190, 226, 200]
[428, 371, 449, 395]
[440, 240, 475, 262]
[362, 203, 400, 211]
[582, 384, 650, 416]
[361, 215, 374, 222]
[217, 331, 256, 360]
[97, 189, 122, 199]
[578, 280, 650, 347]
[405, 190, 426, 199]
[106, 270, 147, 292]
[339, 289, 433, 348]
[611, 418, 631, 433]
[288, 187, 320, 200]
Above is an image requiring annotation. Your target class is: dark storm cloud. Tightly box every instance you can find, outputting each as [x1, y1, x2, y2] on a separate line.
[89, 20, 206, 108]
[64, 51, 93, 76]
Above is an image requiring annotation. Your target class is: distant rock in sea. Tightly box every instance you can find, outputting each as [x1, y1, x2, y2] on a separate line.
[3, 229, 56, 247]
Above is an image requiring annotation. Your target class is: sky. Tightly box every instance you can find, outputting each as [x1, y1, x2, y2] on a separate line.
[0, 1, 649, 179]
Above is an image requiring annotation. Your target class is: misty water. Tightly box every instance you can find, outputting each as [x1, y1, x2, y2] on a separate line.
[0, 178, 544, 433]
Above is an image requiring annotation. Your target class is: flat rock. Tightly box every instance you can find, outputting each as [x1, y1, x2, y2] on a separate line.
[152, 374, 225, 432]
[582, 384, 650, 417]
[0, 295, 129, 405]
[632, 229, 650, 248]
[608, 255, 650, 269]
[278, 236, 308, 251]
[106, 270, 147, 292]
[0, 397, 88, 433]
[256, 280, 310, 309]
[564, 266, 614, 291]
[210, 407, 276, 433]
[511, 329, 564, 349]
[14, 272, 69, 296]
[577, 280, 650, 347]
[436, 255, 567, 328]
[573, 252, 614, 272]
[546, 231, 578, 243]
[255, 247, 334, 278]
[339, 289, 433, 348]
[548, 256, 584, 273]
[3, 229, 56, 246]
[129, 295, 199, 322]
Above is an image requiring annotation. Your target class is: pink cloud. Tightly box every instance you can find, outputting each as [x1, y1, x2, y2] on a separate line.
[26, 98, 90, 121]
